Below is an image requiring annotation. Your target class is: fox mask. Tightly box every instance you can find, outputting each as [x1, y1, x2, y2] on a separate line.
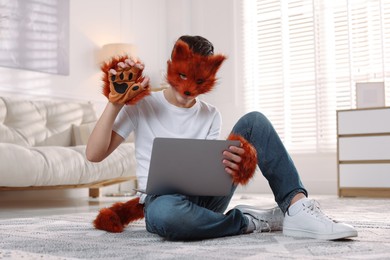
[166, 40, 226, 97]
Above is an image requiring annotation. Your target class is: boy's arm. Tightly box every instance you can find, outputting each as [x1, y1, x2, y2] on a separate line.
[86, 56, 150, 162]
[206, 111, 222, 140]
[86, 102, 125, 162]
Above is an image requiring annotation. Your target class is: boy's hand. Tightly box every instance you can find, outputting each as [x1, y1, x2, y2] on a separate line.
[222, 145, 245, 175]
[102, 57, 151, 105]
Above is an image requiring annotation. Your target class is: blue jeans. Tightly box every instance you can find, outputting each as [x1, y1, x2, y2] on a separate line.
[144, 111, 307, 240]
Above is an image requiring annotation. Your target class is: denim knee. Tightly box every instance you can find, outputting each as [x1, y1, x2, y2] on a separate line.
[232, 111, 271, 135]
[245, 111, 268, 122]
[145, 195, 193, 240]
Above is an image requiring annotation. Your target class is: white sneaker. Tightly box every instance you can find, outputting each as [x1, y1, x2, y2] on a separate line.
[283, 198, 358, 240]
[235, 205, 284, 232]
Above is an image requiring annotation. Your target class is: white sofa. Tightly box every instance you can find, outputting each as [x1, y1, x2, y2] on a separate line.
[0, 96, 136, 197]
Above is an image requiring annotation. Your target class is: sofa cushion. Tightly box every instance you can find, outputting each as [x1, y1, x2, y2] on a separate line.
[0, 98, 31, 146]
[0, 97, 97, 147]
[72, 122, 135, 146]
[0, 142, 136, 187]
[73, 122, 96, 146]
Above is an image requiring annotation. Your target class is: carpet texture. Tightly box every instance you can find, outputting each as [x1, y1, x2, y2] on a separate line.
[0, 195, 389, 259]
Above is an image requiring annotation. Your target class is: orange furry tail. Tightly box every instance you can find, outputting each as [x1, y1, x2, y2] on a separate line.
[227, 134, 258, 185]
[93, 197, 144, 233]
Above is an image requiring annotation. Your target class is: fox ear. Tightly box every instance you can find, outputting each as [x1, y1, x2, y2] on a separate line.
[171, 40, 192, 61]
[208, 54, 227, 73]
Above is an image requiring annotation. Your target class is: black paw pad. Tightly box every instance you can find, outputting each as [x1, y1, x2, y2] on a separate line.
[113, 82, 128, 94]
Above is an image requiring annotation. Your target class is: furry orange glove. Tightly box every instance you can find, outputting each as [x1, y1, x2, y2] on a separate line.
[227, 134, 258, 185]
[101, 55, 151, 105]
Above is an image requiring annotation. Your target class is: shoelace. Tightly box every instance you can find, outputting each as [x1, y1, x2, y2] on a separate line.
[304, 200, 335, 222]
[253, 217, 271, 233]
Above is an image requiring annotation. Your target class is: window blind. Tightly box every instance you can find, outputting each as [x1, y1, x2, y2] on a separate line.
[241, 0, 390, 153]
[0, 0, 69, 75]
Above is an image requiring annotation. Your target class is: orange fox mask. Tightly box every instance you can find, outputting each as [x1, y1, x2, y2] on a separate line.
[166, 40, 226, 97]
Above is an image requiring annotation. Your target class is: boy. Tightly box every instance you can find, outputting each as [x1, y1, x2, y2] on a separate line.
[87, 35, 357, 240]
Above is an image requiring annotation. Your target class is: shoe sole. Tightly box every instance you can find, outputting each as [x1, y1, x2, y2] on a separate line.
[283, 228, 358, 240]
[235, 205, 284, 231]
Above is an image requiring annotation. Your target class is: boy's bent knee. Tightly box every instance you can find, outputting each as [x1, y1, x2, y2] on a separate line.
[233, 111, 271, 133]
[145, 195, 193, 240]
[243, 111, 268, 123]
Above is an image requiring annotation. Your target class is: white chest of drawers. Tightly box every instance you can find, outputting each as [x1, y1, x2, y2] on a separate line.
[337, 107, 390, 197]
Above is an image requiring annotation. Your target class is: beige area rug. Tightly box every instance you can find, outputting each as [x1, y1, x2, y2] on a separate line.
[0, 194, 389, 259]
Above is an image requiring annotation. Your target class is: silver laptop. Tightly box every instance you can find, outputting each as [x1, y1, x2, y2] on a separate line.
[144, 137, 240, 196]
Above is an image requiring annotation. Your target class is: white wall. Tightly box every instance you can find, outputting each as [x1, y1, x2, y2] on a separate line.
[0, 0, 338, 198]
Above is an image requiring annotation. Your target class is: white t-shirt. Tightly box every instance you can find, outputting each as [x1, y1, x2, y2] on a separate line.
[113, 90, 222, 190]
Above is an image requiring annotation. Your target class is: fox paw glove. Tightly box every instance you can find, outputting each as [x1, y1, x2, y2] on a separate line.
[101, 56, 151, 105]
[227, 134, 258, 185]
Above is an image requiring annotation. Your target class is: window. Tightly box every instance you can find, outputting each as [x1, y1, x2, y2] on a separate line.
[0, 0, 69, 75]
[240, 0, 390, 153]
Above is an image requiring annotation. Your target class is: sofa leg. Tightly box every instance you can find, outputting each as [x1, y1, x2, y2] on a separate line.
[89, 188, 100, 198]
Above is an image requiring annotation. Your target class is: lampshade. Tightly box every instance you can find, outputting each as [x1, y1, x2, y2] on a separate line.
[99, 43, 137, 62]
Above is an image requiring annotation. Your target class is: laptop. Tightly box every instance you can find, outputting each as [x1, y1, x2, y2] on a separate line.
[144, 137, 240, 196]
